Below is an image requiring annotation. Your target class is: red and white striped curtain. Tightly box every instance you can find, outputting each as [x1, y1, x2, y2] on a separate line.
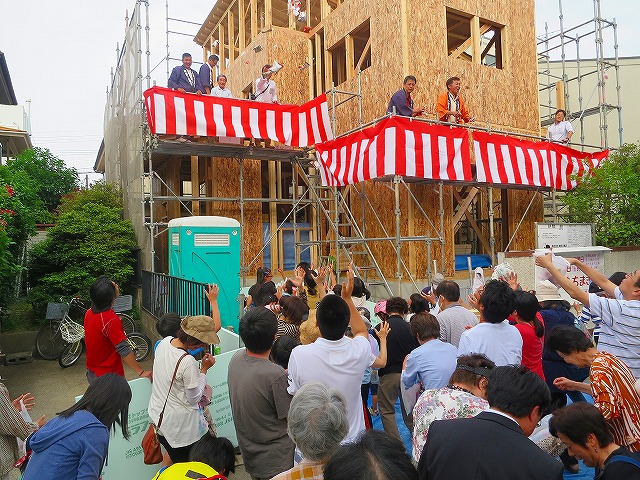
[314, 116, 472, 186]
[473, 131, 609, 191]
[143, 86, 334, 147]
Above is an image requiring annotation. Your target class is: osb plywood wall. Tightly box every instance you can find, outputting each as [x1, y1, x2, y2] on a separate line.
[187, 0, 542, 278]
[224, 27, 310, 105]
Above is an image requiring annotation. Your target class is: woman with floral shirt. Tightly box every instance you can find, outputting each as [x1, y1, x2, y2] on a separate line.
[412, 354, 495, 464]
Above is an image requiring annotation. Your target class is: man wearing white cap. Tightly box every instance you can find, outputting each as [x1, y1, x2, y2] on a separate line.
[536, 254, 640, 378]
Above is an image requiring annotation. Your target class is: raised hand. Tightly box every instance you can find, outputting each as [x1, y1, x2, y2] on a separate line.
[205, 283, 219, 303]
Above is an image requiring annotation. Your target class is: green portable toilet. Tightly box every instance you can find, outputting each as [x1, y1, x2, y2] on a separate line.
[168, 216, 241, 331]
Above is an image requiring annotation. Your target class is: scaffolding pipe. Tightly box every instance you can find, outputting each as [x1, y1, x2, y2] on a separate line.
[559, 0, 570, 113]
[594, 0, 607, 148]
[239, 158, 246, 283]
[439, 182, 445, 274]
[394, 176, 402, 295]
[612, 19, 623, 146]
[165, 0, 170, 81]
[488, 187, 495, 265]
[144, 0, 151, 89]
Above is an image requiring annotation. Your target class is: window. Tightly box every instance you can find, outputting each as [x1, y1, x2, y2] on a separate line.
[329, 40, 347, 86]
[352, 19, 371, 72]
[446, 8, 504, 69]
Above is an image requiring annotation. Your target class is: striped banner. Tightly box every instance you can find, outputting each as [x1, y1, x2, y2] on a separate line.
[473, 131, 609, 191]
[143, 86, 333, 147]
[314, 116, 472, 186]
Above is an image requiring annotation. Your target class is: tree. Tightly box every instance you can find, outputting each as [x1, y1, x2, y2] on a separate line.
[7, 147, 78, 220]
[27, 181, 138, 312]
[564, 142, 640, 246]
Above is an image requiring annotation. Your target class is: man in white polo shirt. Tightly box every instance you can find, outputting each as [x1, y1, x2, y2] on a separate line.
[287, 269, 389, 443]
[458, 280, 522, 366]
[546, 109, 574, 144]
[536, 254, 640, 378]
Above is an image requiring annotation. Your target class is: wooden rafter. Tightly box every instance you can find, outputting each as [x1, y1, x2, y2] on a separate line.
[449, 22, 492, 59]
[353, 36, 371, 74]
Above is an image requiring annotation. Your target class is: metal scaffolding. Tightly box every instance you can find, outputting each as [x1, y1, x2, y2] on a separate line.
[537, 0, 623, 223]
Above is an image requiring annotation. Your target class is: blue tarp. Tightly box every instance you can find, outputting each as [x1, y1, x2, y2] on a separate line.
[455, 254, 492, 271]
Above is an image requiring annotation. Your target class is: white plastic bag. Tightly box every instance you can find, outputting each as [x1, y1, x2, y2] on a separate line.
[16, 399, 33, 456]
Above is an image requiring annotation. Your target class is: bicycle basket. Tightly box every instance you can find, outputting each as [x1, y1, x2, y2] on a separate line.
[60, 317, 85, 343]
[45, 303, 70, 320]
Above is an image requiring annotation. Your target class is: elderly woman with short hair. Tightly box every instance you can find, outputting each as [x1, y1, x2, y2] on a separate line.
[271, 382, 348, 480]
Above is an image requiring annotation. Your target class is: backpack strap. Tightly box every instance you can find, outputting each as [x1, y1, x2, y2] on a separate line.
[607, 454, 640, 469]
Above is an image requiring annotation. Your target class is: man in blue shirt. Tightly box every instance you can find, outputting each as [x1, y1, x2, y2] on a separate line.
[387, 76, 424, 117]
[402, 312, 457, 390]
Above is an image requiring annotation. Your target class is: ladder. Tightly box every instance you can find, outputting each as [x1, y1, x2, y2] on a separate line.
[292, 155, 393, 297]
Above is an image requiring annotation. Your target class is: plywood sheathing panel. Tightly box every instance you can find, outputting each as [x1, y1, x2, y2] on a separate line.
[210, 157, 264, 268]
[224, 27, 310, 105]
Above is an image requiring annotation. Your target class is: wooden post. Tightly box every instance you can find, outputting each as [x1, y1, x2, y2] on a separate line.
[345, 34, 354, 81]
[228, 11, 236, 62]
[556, 81, 565, 110]
[238, 0, 246, 52]
[400, 0, 408, 74]
[218, 25, 225, 73]
[251, 0, 258, 38]
[191, 156, 200, 215]
[265, 0, 272, 30]
[471, 16, 481, 64]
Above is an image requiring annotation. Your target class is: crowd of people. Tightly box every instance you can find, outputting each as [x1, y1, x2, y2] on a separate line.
[3, 253, 640, 480]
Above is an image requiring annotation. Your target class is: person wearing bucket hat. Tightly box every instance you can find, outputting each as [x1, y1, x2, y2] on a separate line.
[537, 253, 640, 378]
[148, 315, 218, 463]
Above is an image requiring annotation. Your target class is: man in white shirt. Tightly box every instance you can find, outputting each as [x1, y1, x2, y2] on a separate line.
[458, 280, 523, 366]
[536, 253, 640, 378]
[210, 74, 233, 98]
[546, 109, 574, 144]
[288, 269, 388, 443]
[435, 280, 479, 347]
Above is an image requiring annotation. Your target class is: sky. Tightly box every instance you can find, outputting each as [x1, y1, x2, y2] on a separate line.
[0, 1, 637, 183]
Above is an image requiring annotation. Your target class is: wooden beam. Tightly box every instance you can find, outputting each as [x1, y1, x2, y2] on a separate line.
[449, 23, 491, 59]
[452, 187, 479, 228]
[228, 11, 235, 61]
[309, 36, 316, 99]
[218, 24, 225, 73]
[238, 0, 245, 51]
[480, 30, 498, 61]
[191, 156, 200, 215]
[265, 0, 272, 29]
[251, 0, 258, 38]
[345, 34, 354, 81]
[453, 189, 491, 253]
[353, 36, 371, 74]
[471, 16, 481, 64]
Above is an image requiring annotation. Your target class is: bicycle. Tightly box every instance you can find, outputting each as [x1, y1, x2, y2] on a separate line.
[36, 296, 137, 360]
[58, 317, 152, 368]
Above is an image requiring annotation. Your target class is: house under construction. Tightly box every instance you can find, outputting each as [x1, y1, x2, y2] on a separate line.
[97, 0, 618, 295]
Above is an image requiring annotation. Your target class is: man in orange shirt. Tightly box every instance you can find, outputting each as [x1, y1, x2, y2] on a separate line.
[436, 76, 475, 124]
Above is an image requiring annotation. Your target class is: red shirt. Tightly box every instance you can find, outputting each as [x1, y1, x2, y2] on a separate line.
[84, 308, 127, 377]
[514, 313, 545, 380]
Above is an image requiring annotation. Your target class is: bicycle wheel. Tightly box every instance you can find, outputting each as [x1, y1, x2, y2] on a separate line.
[36, 321, 66, 360]
[58, 341, 84, 368]
[127, 333, 152, 361]
[118, 313, 136, 334]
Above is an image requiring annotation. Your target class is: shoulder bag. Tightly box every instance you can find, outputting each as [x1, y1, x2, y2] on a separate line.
[142, 352, 188, 464]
